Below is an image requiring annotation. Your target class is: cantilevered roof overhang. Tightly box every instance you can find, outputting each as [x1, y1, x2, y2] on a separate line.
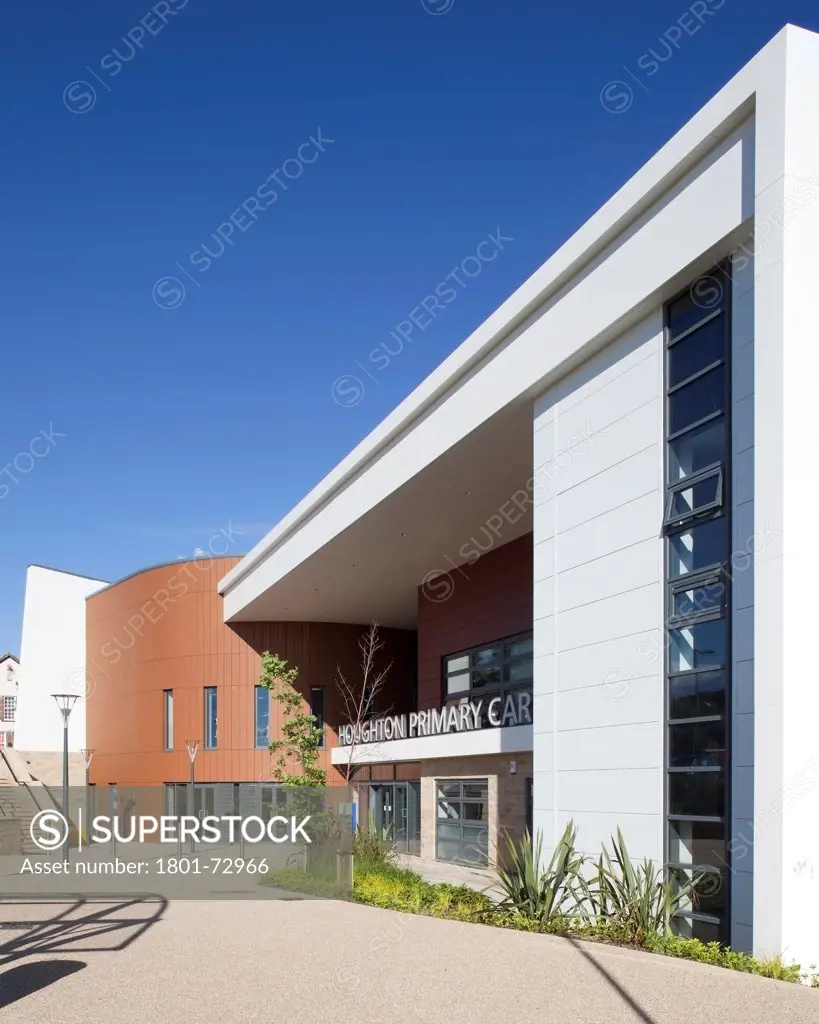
[219, 26, 807, 628]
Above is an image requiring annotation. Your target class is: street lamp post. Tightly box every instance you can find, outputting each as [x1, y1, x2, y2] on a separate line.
[185, 740, 200, 853]
[81, 748, 95, 852]
[52, 694, 79, 863]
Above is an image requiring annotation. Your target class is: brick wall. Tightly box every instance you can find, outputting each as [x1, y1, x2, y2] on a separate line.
[416, 535, 532, 712]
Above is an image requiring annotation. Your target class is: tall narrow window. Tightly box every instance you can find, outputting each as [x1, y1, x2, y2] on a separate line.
[664, 268, 731, 944]
[310, 687, 325, 748]
[255, 686, 270, 749]
[163, 690, 173, 751]
[204, 686, 218, 749]
[3, 696, 16, 722]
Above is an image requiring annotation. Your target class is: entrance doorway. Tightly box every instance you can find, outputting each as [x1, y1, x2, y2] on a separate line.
[367, 782, 420, 855]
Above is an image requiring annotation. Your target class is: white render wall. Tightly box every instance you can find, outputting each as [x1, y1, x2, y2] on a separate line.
[16, 566, 107, 752]
[752, 27, 819, 969]
[532, 312, 664, 864]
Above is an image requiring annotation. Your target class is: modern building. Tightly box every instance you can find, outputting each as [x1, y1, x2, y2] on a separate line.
[0, 653, 19, 749]
[83, 554, 415, 794]
[215, 24, 819, 968]
[16, 565, 107, 752]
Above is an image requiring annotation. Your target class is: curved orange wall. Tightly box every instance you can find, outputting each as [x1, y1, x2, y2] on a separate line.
[86, 556, 416, 786]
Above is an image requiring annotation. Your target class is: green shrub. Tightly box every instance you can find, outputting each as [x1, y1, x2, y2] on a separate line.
[352, 864, 492, 920]
[582, 828, 699, 943]
[644, 934, 805, 983]
[342, 822, 815, 987]
[352, 825, 397, 867]
[495, 823, 586, 925]
[262, 868, 349, 899]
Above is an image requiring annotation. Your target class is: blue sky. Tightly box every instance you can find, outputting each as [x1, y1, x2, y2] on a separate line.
[1, 0, 817, 652]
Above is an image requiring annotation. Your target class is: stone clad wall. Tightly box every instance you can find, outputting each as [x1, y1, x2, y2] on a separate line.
[420, 753, 533, 868]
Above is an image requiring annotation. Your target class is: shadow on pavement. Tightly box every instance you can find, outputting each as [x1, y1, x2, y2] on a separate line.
[0, 958, 86, 1008]
[0, 893, 167, 981]
[569, 937, 659, 1024]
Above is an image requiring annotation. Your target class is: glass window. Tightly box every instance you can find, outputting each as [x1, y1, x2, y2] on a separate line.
[462, 781, 488, 801]
[669, 619, 726, 674]
[668, 819, 726, 870]
[505, 636, 533, 659]
[665, 467, 722, 527]
[673, 916, 722, 943]
[668, 418, 725, 482]
[446, 672, 469, 695]
[671, 867, 726, 916]
[310, 687, 325, 748]
[669, 671, 726, 720]
[437, 798, 460, 820]
[471, 666, 501, 690]
[435, 779, 489, 865]
[668, 316, 725, 388]
[669, 721, 726, 768]
[667, 290, 724, 339]
[437, 782, 461, 799]
[436, 822, 462, 841]
[461, 801, 488, 822]
[442, 633, 532, 713]
[204, 687, 218, 749]
[665, 268, 730, 946]
[670, 573, 724, 621]
[472, 646, 501, 668]
[163, 690, 173, 751]
[3, 696, 16, 722]
[446, 655, 469, 674]
[668, 517, 728, 578]
[668, 771, 725, 818]
[668, 366, 725, 436]
[255, 686, 270, 749]
[505, 660, 534, 683]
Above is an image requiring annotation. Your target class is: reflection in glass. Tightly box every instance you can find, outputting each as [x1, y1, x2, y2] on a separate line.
[505, 636, 534, 659]
[669, 619, 726, 673]
[668, 819, 726, 868]
[669, 671, 726, 719]
[668, 471, 720, 522]
[668, 771, 725, 818]
[668, 316, 725, 387]
[669, 720, 726, 768]
[669, 366, 725, 435]
[672, 577, 723, 619]
[669, 518, 727, 577]
[254, 686, 269, 749]
[668, 418, 725, 482]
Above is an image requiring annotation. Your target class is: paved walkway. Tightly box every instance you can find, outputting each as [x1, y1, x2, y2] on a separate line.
[1, 896, 817, 1023]
[395, 852, 501, 893]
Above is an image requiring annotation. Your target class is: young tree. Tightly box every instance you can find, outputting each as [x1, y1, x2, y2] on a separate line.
[335, 623, 393, 783]
[260, 652, 326, 787]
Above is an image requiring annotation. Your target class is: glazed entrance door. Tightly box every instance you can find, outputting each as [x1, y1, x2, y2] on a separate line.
[394, 783, 409, 848]
[369, 782, 420, 855]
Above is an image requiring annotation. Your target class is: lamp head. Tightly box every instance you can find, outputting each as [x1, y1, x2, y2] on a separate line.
[52, 693, 79, 722]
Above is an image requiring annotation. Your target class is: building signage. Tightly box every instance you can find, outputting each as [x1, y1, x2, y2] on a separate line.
[337, 690, 532, 747]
